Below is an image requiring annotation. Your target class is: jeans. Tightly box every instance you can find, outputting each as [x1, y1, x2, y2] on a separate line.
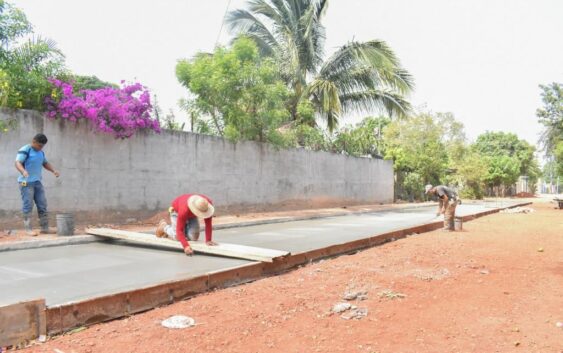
[19, 181, 47, 216]
[164, 211, 200, 241]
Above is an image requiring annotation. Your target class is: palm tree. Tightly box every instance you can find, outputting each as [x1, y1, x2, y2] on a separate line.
[227, 0, 414, 131]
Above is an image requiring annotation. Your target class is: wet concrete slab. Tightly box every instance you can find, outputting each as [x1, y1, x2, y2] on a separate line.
[0, 202, 518, 306]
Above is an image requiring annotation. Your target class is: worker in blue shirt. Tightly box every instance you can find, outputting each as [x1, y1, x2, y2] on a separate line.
[14, 133, 60, 235]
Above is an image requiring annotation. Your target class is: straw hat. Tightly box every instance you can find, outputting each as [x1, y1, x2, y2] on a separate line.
[187, 195, 215, 219]
[425, 184, 434, 194]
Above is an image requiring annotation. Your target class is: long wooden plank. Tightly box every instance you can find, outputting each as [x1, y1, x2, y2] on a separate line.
[85, 228, 289, 263]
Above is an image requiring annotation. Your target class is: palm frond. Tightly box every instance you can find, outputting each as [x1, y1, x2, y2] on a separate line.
[320, 40, 414, 96]
[226, 9, 280, 53]
[307, 78, 342, 131]
[10, 36, 64, 70]
[339, 89, 412, 119]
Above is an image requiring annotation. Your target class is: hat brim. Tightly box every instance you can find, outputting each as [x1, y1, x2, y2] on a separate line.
[187, 197, 215, 219]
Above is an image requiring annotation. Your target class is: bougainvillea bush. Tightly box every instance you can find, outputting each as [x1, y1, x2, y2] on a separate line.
[45, 79, 161, 138]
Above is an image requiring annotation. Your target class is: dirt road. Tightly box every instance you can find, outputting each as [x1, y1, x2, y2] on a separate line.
[24, 202, 562, 353]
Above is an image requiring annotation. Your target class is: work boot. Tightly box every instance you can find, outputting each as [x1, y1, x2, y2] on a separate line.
[156, 220, 167, 238]
[39, 213, 50, 234]
[23, 213, 38, 236]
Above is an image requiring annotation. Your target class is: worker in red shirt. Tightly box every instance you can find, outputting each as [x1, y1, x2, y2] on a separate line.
[156, 194, 218, 255]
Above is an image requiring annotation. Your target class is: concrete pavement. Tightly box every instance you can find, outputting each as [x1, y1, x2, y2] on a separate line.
[0, 202, 519, 307]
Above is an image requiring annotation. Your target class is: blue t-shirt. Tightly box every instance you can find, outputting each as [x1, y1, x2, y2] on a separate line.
[15, 144, 48, 183]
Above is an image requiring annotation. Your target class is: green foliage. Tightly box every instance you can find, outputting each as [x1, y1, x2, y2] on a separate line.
[332, 116, 389, 157]
[0, 1, 66, 110]
[537, 83, 563, 153]
[377, 112, 541, 200]
[454, 151, 488, 199]
[72, 75, 117, 91]
[162, 109, 185, 131]
[176, 37, 291, 143]
[0, 0, 31, 51]
[402, 172, 424, 202]
[536, 83, 563, 177]
[482, 155, 520, 192]
[383, 113, 449, 186]
[0, 115, 17, 133]
[472, 131, 540, 189]
[555, 141, 563, 177]
[278, 123, 330, 151]
[227, 0, 413, 131]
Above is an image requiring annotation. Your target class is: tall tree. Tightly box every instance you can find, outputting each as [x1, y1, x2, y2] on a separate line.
[0, 0, 66, 110]
[536, 82, 563, 178]
[227, 0, 413, 131]
[472, 132, 540, 194]
[176, 37, 291, 143]
[383, 113, 449, 200]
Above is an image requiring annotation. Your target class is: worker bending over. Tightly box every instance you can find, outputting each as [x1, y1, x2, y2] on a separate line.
[156, 194, 218, 255]
[425, 184, 460, 231]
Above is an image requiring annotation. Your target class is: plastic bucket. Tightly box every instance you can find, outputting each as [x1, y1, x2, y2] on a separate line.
[454, 217, 463, 231]
[56, 213, 75, 236]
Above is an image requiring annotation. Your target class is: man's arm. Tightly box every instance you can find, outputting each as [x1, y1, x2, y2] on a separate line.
[204, 217, 217, 246]
[440, 195, 449, 214]
[43, 162, 60, 177]
[15, 161, 29, 178]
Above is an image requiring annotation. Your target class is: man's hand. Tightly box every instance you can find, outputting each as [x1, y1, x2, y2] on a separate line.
[183, 246, 194, 256]
[22, 170, 29, 178]
[206, 240, 218, 246]
[53, 170, 60, 178]
[440, 209, 446, 215]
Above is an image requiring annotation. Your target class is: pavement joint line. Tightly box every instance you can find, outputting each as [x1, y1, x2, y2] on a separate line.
[38, 201, 531, 336]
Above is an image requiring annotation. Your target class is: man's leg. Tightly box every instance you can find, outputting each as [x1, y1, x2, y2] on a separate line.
[443, 202, 452, 230]
[20, 183, 35, 235]
[449, 201, 458, 230]
[186, 217, 201, 241]
[34, 182, 49, 234]
[163, 212, 178, 239]
[444, 201, 457, 231]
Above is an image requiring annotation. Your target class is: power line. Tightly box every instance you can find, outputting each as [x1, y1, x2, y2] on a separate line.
[215, 0, 233, 48]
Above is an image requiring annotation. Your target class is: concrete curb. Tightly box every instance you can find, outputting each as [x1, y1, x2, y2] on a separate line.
[42, 201, 531, 336]
[0, 235, 97, 252]
[0, 203, 438, 253]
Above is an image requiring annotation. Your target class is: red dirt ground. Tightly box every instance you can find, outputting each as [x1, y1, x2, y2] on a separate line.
[22, 202, 563, 353]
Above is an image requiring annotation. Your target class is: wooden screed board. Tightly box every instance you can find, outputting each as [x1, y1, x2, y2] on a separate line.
[86, 228, 290, 263]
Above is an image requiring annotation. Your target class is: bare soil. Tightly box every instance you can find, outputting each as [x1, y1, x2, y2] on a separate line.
[21, 202, 562, 353]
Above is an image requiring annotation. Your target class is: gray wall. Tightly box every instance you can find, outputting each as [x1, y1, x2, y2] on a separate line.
[1, 109, 393, 222]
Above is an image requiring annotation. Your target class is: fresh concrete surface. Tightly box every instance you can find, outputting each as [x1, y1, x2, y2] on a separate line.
[0, 242, 249, 306]
[0, 202, 520, 307]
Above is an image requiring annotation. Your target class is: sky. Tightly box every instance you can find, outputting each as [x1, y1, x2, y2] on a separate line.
[11, 0, 563, 146]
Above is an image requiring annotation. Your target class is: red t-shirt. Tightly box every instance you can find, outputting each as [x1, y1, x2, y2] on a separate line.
[171, 194, 213, 248]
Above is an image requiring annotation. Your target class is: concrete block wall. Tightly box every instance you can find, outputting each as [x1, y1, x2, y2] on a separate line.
[0, 109, 393, 223]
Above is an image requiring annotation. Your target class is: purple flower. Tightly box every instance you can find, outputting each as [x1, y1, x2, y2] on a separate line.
[46, 79, 160, 139]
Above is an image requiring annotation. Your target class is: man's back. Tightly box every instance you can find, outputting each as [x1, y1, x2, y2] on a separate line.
[435, 185, 457, 200]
